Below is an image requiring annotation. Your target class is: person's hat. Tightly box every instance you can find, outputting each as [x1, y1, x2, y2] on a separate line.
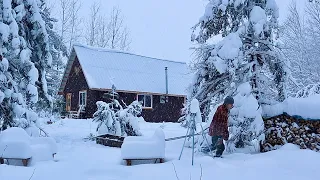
[224, 96, 234, 105]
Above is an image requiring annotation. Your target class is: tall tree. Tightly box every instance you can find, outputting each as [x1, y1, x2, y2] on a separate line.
[86, 5, 131, 51]
[39, 0, 68, 114]
[86, 2, 100, 46]
[108, 7, 131, 51]
[0, 0, 52, 129]
[183, 0, 287, 153]
[68, 0, 82, 52]
[59, 0, 71, 45]
[280, 0, 320, 96]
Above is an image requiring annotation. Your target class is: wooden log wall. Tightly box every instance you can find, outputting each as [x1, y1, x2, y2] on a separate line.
[262, 114, 320, 152]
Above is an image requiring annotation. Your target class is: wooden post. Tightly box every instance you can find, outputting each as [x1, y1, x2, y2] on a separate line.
[126, 160, 132, 166]
[22, 159, 28, 166]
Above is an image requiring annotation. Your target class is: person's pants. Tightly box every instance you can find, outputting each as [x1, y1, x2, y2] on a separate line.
[211, 136, 225, 156]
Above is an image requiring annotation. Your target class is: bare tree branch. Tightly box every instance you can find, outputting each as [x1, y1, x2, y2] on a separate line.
[85, 5, 131, 51]
[86, 2, 101, 46]
[68, 0, 82, 52]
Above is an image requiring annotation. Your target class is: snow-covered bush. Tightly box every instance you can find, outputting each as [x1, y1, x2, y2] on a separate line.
[93, 101, 120, 136]
[117, 101, 142, 136]
[93, 100, 142, 136]
[227, 82, 265, 153]
[295, 83, 320, 98]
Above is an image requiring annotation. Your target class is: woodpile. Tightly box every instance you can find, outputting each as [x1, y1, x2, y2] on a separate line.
[262, 114, 320, 152]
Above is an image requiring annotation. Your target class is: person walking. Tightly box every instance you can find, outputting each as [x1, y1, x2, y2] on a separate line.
[208, 96, 234, 157]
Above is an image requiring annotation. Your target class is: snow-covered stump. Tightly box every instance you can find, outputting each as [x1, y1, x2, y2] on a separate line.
[262, 114, 320, 152]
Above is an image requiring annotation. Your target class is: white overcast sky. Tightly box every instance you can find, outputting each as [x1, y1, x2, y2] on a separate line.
[50, 0, 307, 63]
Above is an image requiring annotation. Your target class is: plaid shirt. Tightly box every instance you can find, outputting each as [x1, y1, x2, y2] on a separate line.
[208, 104, 229, 140]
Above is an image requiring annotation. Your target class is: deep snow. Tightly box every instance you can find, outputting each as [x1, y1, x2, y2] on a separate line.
[1, 119, 320, 180]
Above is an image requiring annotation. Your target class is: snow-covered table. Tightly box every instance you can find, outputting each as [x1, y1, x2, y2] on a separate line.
[121, 128, 166, 166]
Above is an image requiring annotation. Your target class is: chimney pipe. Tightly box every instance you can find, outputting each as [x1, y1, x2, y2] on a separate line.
[165, 67, 168, 94]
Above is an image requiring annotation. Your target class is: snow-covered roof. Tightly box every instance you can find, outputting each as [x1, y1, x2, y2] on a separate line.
[59, 44, 192, 96]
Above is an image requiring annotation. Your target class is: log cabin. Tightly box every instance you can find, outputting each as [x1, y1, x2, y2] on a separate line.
[58, 44, 192, 122]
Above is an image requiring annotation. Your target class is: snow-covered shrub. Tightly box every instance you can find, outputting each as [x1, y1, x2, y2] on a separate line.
[295, 83, 320, 98]
[227, 82, 265, 153]
[93, 101, 120, 136]
[117, 101, 142, 136]
[93, 100, 142, 136]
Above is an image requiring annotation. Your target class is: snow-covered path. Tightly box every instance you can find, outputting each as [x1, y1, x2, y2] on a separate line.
[1, 119, 320, 180]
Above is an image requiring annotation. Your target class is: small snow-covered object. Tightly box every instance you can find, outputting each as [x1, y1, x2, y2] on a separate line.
[189, 98, 202, 123]
[190, 98, 200, 113]
[121, 128, 165, 160]
[0, 127, 32, 159]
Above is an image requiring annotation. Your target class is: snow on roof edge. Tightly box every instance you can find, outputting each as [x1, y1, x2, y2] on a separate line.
[73, 43, 187, 65]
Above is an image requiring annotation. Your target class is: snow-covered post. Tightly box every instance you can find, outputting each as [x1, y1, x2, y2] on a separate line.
[179, 98, 210, 165]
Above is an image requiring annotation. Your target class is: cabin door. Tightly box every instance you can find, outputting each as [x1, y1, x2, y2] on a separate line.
[66, 93, 72, 111]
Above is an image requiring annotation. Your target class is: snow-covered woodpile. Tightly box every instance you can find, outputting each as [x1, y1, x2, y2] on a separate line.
[262, 114, 320, 152]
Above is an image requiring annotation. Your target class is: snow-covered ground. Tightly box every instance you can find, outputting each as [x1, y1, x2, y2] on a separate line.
[1, 119, 320, 180]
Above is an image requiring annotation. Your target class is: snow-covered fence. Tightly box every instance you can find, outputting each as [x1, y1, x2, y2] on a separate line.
[262, 114, 320, 152]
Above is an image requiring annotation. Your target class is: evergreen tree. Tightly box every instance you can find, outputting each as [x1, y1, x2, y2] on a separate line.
[184, 0, 288, 152]
[0, 0, 52, 130]
[38, 0, 68, 115]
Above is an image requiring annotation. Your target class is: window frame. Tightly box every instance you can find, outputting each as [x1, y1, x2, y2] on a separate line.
[137, 94, 153, 109]
[79, 90, 87, 107]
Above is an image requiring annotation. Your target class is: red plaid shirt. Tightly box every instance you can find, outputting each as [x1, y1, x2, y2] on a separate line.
[208, 104, 229, 140]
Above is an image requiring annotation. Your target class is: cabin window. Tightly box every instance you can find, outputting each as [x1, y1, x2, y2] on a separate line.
[137, 94, 152, 108]
[79, 90, 87, 106]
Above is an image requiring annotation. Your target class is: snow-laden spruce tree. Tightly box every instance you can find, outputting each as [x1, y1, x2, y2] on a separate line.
[38, 1, 68, 115]
[0, 0, 52, 130]
[183, 0, 288, 153]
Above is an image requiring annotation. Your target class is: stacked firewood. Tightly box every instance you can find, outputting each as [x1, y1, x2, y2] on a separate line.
[262, 114, 320, 152]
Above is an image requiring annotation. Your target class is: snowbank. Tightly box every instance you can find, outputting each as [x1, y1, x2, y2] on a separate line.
[263, 95, 320, 120]
[31, 137, 57, 156]
[121, 128, 165, 159]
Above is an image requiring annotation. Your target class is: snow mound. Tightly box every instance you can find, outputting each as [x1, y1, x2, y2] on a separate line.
[31, 137, 58, 155]
[0, 127, 32, 159]
[218, 33, 242, 60]
[25, 126, 40, 137]
[189, 98, 202, 123]
[31, 144, 53, 162]
[121, 128, 165, 159]
[250, 6, 267, 36]
[263, 95, 320, 120]
[279, 143, 300, 151]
